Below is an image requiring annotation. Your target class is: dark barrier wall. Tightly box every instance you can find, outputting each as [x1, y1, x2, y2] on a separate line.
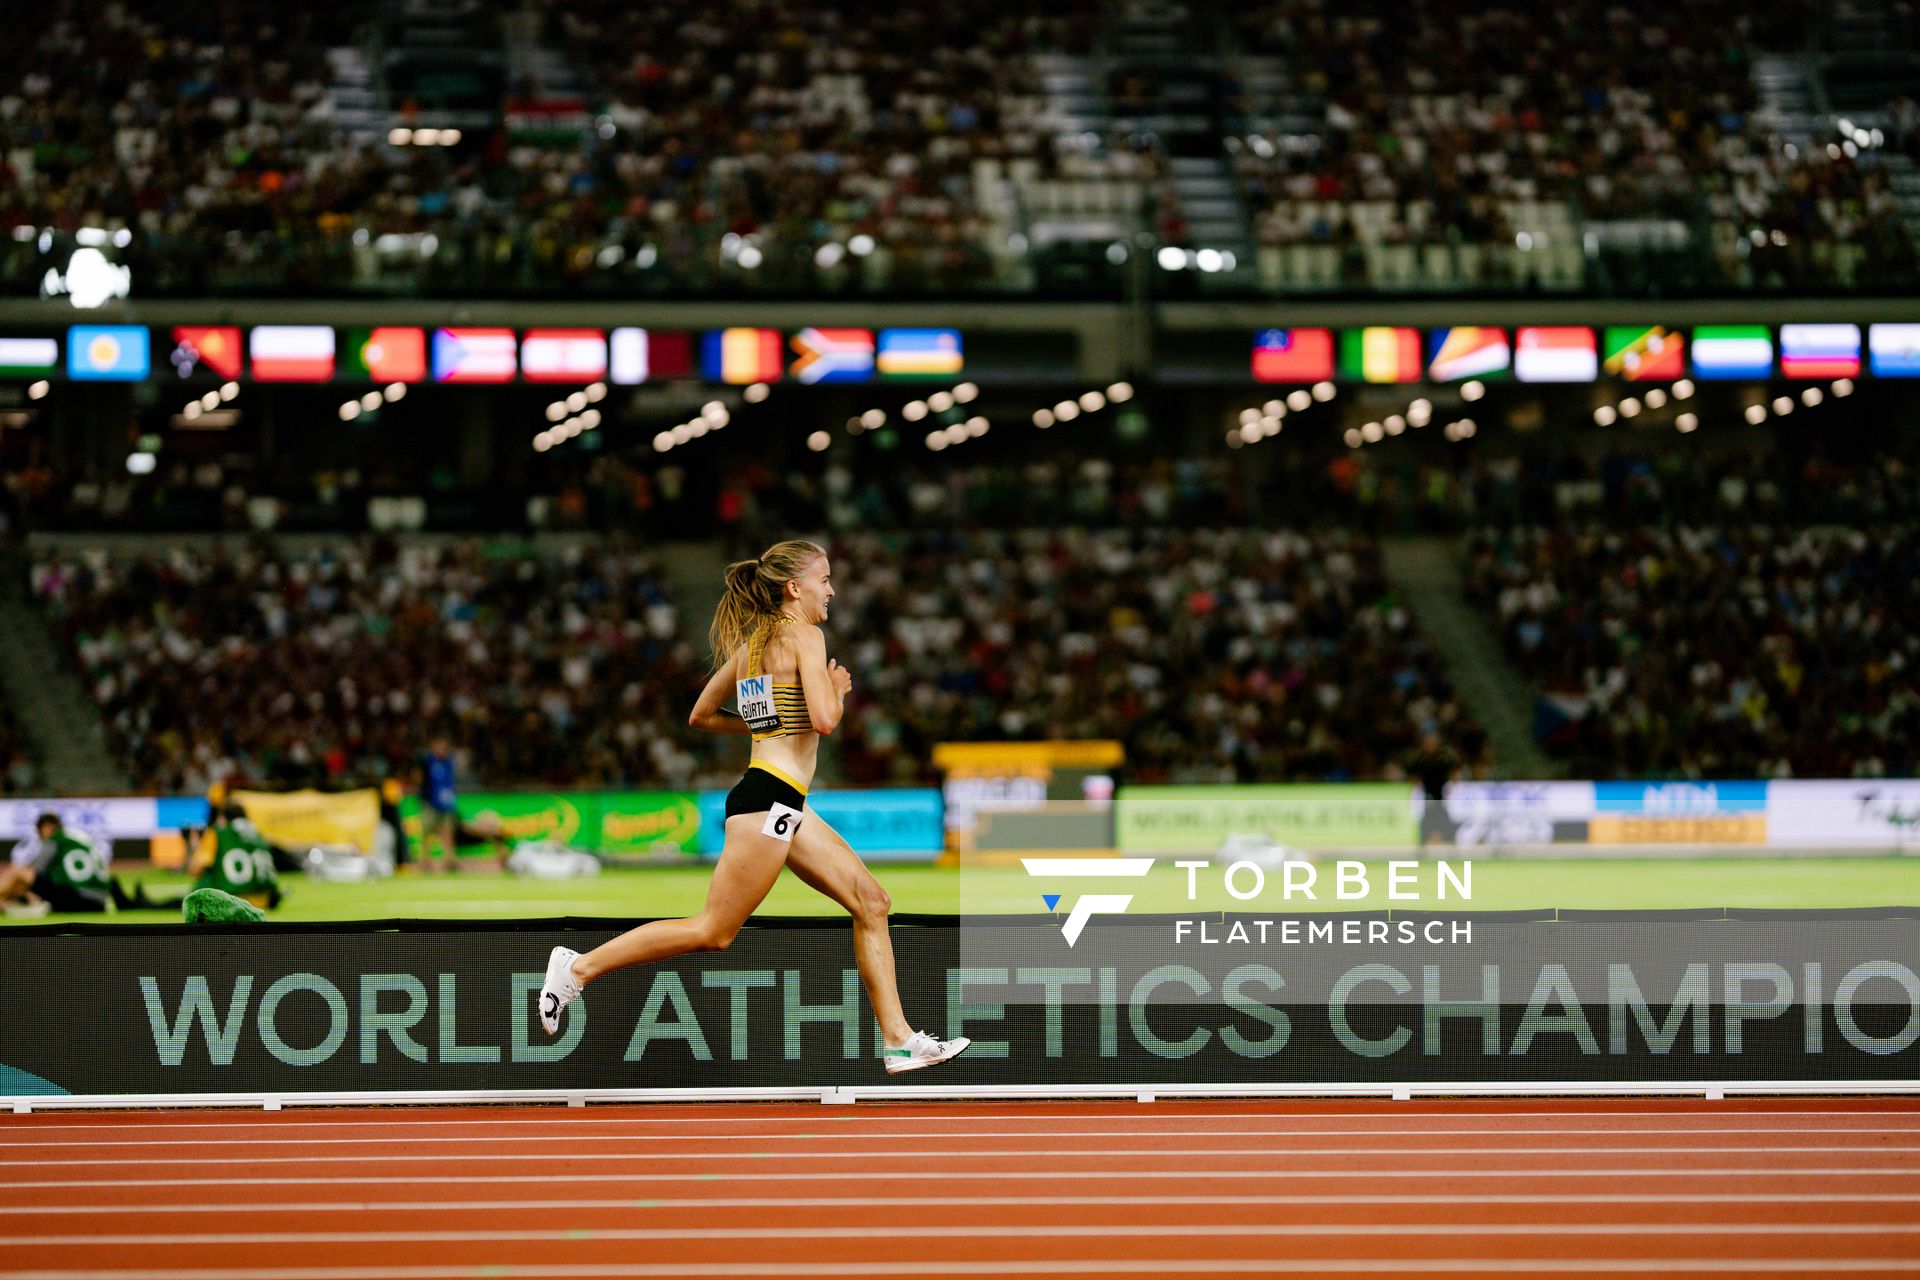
[2, 916, 1916, 1096]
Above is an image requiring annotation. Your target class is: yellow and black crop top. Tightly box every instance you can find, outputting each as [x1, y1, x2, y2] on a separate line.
[737, 617, 812, 740]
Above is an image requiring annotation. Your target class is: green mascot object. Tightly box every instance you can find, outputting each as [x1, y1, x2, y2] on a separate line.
[182, 887, 266, 924]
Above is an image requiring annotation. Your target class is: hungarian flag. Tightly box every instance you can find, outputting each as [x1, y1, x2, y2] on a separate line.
[1513, 327, 1597, 382]
[432, 328, 517, 383]
[521, 329, 609, 383]
[171, 327, 244, 380]
[249, 326, 335, 382]
[344, 327, 428, 382]
[789, 328, 875, 384]
[1251, 328, 1334, 382]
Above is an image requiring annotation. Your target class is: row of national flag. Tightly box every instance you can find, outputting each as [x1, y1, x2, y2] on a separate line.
[0, 326, 965, 385]
[1253, 324, 1920, 383]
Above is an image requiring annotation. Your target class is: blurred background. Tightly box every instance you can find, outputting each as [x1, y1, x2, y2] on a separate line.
[1, 0, 1917, 919]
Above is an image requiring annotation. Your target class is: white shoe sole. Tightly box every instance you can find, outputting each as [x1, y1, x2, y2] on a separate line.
[539, 947, 579, 1036]
[884, 1037, 971, 1075]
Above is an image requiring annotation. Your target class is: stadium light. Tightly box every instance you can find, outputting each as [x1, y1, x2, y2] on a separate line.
[807, 431, 830, 452]
[1802, 387, 1823, 407]
[1225, 430, 1244, 449]
[546, 403, 567, 422]
[1643, 388, 1667, 410]
[1079, 390, 1105, 412]
[1032, 408, 1055, 429]
[860, 408, 886, 429]
[965, 416, 989, 438]
[848, 235, 875, 257]
[126, 452, 156, 475]
[1053, 400, 1080, 422]
[1361, 421, 1384, 443]
[902, 401, 928, 422]
[743, 383, 770, 403]
[360, 392, 382, 412]
[1744, 404, 1768, 424]
[953, 382, 979, 403]
[1287, 390, 1312, 412]
[1311, 382, 1336, 403]
[385, 383, 407, 402]
[219, 382, 240, 402]
[1343, 428, 1362, 448]
[27, 381, 48, 400]
[1460, 381, 1486, 402]
[1832, 378, 1855, 397]
[1673, 379, 1694, 399]
[1676, 413, 1699, 433]
[928, 391, 954, 413]
[338, 402, 360, 422]
[585, 383, 607, 402]
[1594, 406, 1617, 426]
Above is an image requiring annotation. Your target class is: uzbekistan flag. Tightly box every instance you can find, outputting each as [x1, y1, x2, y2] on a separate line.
[171, 327, 244, 380]
[1779, 324, 1860, 379]
[521, 329, 609, 383]
[433, 328, 518, 383]
[249, 326, 335, 382]
[1338, 327, 1422, 383]
[702, 328, 784, 384]
[1427, 327, 1510, 382]
[344, 327, 428, 383]
[789, 328, 875, 384]
[1251, 328, 1334, 382]
[876, 328, 964, 380]
[1869, 324, 1920, 377]
[0, 337, 58, 378]
[1691, 326, 1774, 380]
[1601, 327, 1686, 381]
[1513, 327, 1597, 382]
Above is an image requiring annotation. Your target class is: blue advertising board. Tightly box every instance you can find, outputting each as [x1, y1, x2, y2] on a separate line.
[696, 788, 944, 861]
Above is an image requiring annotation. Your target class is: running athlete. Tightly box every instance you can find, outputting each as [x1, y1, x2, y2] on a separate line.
[536, 539, 969, 1074]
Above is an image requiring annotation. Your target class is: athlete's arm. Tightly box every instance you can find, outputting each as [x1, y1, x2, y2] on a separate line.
[793, 624, 850, 736]
[688, 647, 753, 736]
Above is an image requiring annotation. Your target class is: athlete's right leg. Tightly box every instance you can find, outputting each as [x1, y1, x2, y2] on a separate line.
[540, 817, 788, 1033]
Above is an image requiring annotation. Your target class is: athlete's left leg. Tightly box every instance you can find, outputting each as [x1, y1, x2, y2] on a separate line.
[785, 807, 913, 1046]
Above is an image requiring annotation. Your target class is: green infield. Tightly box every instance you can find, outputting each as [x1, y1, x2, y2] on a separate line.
[3, 855, 1917, 925]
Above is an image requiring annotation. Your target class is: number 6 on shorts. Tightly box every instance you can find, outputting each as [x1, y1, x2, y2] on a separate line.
[762, 801, 805, 843]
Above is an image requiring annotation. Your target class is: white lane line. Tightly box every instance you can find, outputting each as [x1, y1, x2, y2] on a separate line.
[6, 1109, 1916, 1131]
[3, 1167, 1915, 1191]
[9, 1190, 1920, 1215]
[10, 1222, 1920, 1247]
[6, 1128, 1917, 1149]
[7, 1147, 1919, 1169]
[0, 1260, 1914, 1277]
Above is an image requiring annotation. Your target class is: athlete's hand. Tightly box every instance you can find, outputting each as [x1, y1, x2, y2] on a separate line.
[828, 658, 853, 697]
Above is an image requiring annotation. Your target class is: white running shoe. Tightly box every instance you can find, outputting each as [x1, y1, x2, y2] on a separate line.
[882, 1030, 971, 1075]
[539, 946, 583, 1035]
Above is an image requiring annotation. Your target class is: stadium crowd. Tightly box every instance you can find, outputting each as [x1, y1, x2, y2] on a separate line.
[4, 0, 1910, 296]
[823, 527, 1484, 786]
[29, 539, 717, 794]
[27, 527, 1484, 793]
[0, 696, 35, 795]
[1230, 0, 1916, 292]
[1465, 523, 1920, 778]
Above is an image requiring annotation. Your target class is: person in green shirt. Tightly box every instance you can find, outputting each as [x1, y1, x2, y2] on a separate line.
[193, 805, 283, 909]
[0, 812, 161, 915]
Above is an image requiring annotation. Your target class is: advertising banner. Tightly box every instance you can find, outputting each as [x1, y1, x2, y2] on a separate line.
[696, 788, 944, 861]
[1767, 781, 1920, 850]
[402, 792, 703, 855]
[1440, 781, 1597, 846]
[2, 915, 1914, 1098]
[232, 789, 379, 852]
[1117, 784, 1419, 852]
[0, 797, 207, 844]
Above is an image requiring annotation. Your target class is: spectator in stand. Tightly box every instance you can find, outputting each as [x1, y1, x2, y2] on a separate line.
[1465, 523, 1920, 779]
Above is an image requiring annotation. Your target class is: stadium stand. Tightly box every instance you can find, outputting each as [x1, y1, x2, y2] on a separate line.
[29, 539, 716, 793]
[1463, 520, 1920, 779]
[6, 0, 1915, 297]
[28, 527, 1484, 792]
[1228, 0, 1919, 295]
[822, 527, 1485, 786]
[0, 694, 36, 795]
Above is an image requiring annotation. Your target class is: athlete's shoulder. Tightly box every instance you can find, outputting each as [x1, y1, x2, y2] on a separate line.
[786, 621, 827, 651]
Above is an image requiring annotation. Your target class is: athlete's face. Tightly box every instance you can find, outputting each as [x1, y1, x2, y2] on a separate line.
[788, 556, 834, 624]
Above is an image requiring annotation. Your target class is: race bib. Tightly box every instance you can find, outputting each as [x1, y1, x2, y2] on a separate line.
[761, 802, 804, 843]
[735, 673, 781, 734]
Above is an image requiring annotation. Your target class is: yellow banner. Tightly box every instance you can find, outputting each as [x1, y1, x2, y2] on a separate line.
[1587, 815, 1768, 845]
[233, 789, 380, 853]
[932, 741, 1124, 774]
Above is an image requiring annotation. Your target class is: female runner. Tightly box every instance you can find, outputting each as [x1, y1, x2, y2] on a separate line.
[537, 539, 969, 1073]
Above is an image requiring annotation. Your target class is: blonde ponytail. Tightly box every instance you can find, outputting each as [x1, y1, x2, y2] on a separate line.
[707, 539, 826, 670]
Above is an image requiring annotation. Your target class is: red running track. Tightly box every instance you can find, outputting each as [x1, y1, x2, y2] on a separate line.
[3, 1097, 1918, 1278]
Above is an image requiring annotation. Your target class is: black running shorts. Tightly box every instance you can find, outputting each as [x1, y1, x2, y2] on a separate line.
[724, 766, 807, 821]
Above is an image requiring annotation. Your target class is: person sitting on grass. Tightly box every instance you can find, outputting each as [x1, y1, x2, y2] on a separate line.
[191, 805, 283, 910]
[0, 812, 174, 916]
